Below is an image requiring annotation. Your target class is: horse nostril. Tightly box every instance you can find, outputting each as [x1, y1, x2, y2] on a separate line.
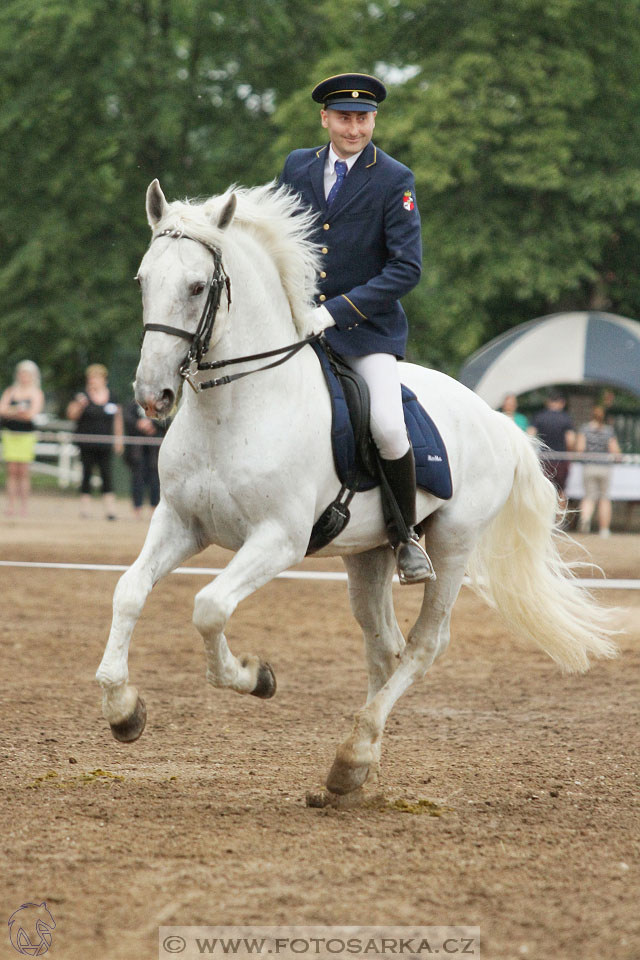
[160, 388, 175, 411]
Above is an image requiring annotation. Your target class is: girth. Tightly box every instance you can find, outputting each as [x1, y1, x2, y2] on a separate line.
[307, 342, 376, 554]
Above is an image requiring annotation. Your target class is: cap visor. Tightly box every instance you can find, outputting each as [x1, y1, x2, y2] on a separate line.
[326, 100, 377, 112]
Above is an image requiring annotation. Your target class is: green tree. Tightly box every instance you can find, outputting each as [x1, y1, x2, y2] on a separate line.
[272, 0, 640, 372]
[0, 0, 324, 405]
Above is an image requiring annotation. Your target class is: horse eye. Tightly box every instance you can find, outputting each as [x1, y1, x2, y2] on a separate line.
[190, 282, 206, 297]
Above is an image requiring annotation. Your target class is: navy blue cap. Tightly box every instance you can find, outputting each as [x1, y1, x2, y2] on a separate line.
[312, 73, 386, 112]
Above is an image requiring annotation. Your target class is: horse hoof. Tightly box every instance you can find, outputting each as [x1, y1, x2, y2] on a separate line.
[109, 696, 147, 743]
[250, 661, 277, 699]
[325, 757, 370, 796]
[306, 787, 368, 809]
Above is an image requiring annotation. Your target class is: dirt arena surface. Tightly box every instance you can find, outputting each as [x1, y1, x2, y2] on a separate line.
[1, 493, 638, 960]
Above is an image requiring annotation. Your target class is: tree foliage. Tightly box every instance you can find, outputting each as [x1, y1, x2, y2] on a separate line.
[1, 0, 640, 406]
[0, 0, 323, 402]
[272, 0, 640, 369]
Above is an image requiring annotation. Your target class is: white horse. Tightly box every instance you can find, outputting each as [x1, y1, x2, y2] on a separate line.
[96, 179, 617, 798]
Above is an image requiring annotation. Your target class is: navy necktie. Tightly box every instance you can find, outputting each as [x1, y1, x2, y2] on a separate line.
[327, 160, 348, 207]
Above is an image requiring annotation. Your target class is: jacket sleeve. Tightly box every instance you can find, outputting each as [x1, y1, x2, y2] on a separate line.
[323, 175, 422, 330]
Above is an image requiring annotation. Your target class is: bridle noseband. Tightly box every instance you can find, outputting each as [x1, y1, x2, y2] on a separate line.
[142, 227, 320, 392]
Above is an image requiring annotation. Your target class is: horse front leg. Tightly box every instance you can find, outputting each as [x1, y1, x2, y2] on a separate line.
[95, 502, 201, 742]
[192, 522, 302, 699]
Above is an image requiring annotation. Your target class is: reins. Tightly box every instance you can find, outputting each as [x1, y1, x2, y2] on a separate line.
[142, 227, 321, 393]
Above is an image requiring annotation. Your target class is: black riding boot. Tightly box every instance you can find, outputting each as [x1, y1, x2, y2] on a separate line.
[379, 448, 436, 585]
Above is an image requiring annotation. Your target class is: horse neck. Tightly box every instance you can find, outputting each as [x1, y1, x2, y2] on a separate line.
[218, 231, 300, 355]
[186, 231, 306, 416]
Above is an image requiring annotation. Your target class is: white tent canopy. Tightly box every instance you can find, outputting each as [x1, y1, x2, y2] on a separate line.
[458, 311, 640, 407]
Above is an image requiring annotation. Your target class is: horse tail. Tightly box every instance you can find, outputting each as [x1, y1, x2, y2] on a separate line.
[466, 420, 619, 673]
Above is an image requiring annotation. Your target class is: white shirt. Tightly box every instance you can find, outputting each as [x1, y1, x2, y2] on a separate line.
[323, 145, 362, 199]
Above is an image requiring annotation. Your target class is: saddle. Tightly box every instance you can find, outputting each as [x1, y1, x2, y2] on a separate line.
[307, 340, 452, 554]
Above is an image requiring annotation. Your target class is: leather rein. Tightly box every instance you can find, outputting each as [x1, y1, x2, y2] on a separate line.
[142, 227, 320, 393]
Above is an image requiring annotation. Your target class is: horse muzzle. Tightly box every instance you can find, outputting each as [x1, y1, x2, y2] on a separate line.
[134, 383, 176, 420]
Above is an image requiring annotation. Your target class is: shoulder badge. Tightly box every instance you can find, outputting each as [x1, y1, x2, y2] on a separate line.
[402, 190, 415, 211]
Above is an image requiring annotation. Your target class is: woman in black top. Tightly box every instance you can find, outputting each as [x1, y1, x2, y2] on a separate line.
[66, 364, 123, 519]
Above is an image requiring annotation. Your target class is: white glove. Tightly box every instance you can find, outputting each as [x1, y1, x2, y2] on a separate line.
[310, 304, 335, 336]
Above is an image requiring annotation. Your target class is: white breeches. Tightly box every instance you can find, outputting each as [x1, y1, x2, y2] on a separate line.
[349, 353, 410, 461]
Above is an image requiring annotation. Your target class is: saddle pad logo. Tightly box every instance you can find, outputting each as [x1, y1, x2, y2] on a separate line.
[402, 190, 415, 211]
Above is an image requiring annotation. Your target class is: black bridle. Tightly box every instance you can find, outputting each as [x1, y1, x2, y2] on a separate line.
[142, 227, 320, 392]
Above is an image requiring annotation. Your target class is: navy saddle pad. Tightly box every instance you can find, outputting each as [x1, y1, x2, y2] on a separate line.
[311, 341, 453, 500]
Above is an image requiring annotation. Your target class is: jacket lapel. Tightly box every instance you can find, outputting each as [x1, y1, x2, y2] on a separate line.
[309, 145, 328, 211]
[328, 141, 377, 218]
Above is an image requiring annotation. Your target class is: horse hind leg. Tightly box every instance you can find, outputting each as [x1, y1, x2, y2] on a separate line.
[343, 546, 404, 702]
[326, 517, 473, 796]
[317, 547, 402, 794]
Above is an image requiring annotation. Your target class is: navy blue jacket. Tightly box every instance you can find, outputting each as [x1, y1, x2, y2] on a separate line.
[281, 141, 422, 357]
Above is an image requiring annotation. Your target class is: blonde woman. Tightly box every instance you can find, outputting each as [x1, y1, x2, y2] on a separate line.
[0, 360, 45, 516]
[67, 364, 124, 519]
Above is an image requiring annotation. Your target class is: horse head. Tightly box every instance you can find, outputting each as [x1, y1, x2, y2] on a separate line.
[134, 179, 236, 419]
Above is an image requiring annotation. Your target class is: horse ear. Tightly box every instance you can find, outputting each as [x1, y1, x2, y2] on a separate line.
[217, 193, 237, 231]
[146, 179, 168, 229]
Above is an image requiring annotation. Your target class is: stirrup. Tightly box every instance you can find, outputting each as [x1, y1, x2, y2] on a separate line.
[394, 537, 437, 585]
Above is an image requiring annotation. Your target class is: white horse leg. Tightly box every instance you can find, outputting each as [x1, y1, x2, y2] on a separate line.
[341, 546, 405, 788]
[95, 502, 201, 741]
[327, 517, 475, 795]
[192, 523, 301, 698]
[343, 547, 404, 701]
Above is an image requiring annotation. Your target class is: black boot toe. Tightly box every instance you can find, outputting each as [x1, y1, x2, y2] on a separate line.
[395, 540, 437, 585]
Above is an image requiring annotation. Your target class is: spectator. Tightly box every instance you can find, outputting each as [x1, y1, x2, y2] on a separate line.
[500, 393, 528, 430]
[527, 391, 576, 511]
[576, 405, 622, 537]
[122, 400, 167, 519]
[66, 364, 123, 519]
[0, 360, 45, 516]
[600, 389, 615, 415]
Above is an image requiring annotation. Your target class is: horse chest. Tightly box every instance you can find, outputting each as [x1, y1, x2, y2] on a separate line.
[159, 423, 311, 537]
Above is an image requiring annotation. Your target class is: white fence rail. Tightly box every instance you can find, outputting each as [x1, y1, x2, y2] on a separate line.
[1, 430, 162, 489]
[2, 431, 640, 498]
[30, 436, 82, 488]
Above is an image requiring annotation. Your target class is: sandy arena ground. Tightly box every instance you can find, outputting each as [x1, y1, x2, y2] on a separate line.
[0, 493, 638, 960]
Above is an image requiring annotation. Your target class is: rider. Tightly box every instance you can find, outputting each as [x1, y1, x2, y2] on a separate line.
[280, 72, 435, 584]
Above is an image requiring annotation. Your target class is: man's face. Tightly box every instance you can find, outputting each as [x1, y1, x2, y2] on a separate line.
[321, 108, 376, 159]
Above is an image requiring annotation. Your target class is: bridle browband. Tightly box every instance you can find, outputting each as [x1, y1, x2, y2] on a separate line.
[142, 227, 320, 392]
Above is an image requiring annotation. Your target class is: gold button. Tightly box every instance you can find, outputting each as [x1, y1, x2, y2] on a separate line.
[323, 223, 330, 230]
[319, 295, 326, 302]
[320, 271, 327, 278]
[322, 247, 328, 254]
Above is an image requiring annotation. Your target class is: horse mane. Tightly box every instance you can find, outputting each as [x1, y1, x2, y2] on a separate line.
[151, 182, 321, 337]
